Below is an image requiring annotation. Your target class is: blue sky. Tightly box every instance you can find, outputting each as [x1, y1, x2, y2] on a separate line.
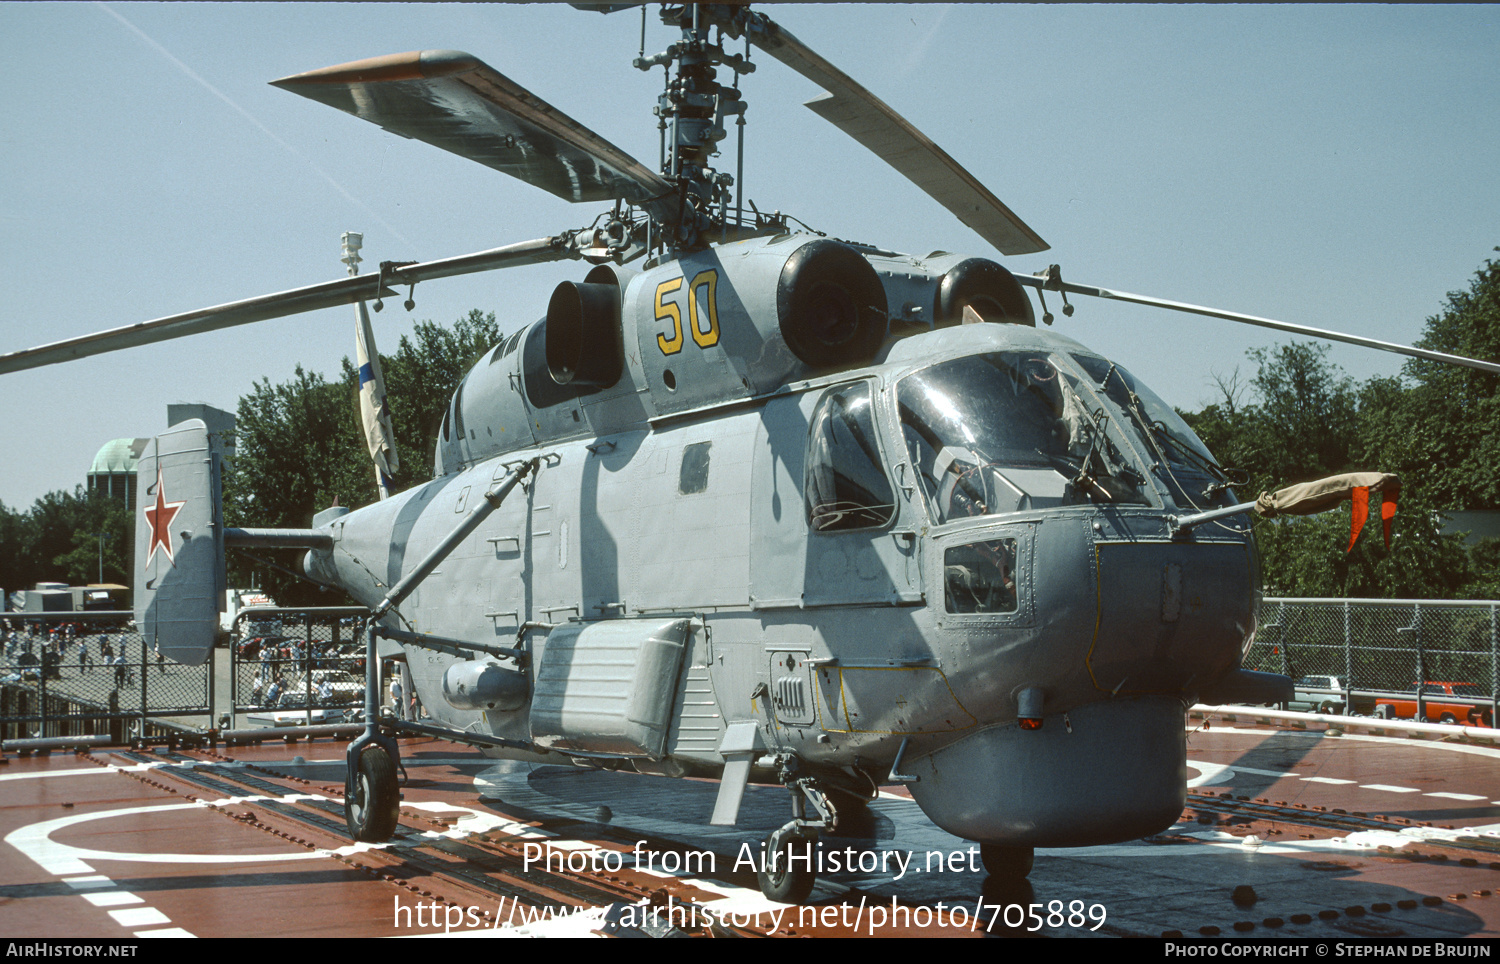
[2, 3, 1497, 512]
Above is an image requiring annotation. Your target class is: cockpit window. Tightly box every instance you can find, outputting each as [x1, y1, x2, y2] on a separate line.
[897, 351, 1150, 524]
[805, 382, 897, 531]
[946, 539, 1018, 613]
[1070, 354, 1230, 506]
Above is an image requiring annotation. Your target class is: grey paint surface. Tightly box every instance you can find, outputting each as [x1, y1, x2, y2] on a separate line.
[238, 235, 1269, 853]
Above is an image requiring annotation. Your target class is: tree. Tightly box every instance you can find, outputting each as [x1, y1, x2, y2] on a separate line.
[0, 500, 30, 596]
[222, 310, 502, 604]
[221, 366, 369, 605]
[1180, 343, 1360, 499]
[1181, 330, 1491, 600]
[369, 309, 500, 489]
[1253, 485, 1477, 599]
[53, 491, 132, 586]
[1245, 343, 1359, 487]
[0, 489, 133, 593]
[1371, 252, 1500, 510]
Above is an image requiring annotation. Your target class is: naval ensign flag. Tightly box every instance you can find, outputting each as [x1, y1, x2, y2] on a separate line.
[356, 297, 400, 499]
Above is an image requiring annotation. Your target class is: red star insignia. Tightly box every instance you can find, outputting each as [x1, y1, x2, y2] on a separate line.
[143, 465, 186, 567]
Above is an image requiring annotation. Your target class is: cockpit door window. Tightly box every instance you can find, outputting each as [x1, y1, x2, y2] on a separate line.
[804, 381, 897, 532]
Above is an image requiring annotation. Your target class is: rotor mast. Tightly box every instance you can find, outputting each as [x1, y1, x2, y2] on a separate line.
[637, 4, 754, 253]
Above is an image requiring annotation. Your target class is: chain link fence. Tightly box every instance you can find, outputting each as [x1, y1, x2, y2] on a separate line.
[229, 607, 371, 726]
[1247, 597, 1498, 725]
[7, 599, 1494, 741]
[0, 610, 211, 742]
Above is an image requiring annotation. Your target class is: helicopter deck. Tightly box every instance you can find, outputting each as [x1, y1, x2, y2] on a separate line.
[1, 712, 1496, 940]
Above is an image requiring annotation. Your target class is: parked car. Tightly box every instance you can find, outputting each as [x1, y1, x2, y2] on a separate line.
[236, 634, 295, 660]
[1373, 682, 1492, 727]
[1287, 674, 1346, 714]
[244, 693, 359, 728]
[288, 668, 365, 704]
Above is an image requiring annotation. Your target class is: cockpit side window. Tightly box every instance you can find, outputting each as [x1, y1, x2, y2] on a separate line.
[804, 382, 897, 532]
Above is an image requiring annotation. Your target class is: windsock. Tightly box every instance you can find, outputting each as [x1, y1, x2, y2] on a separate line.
[1253, 472, 1400, 552]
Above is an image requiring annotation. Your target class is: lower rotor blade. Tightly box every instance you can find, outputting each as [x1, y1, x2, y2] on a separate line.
[1013, 273, 1500, 376]
[0, 236, 577, 375]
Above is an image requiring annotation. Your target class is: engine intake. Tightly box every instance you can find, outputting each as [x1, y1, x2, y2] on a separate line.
[777, 239, 888, 368]
[934, 258, 1035, 327]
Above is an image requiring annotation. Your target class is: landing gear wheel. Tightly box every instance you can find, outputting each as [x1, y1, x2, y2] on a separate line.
[346, 746, 399, 842]
[980, 844, 1034, 878]
[757, 832, 816, 904]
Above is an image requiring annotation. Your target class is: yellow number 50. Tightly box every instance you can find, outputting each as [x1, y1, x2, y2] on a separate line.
[656, 270, 720, 356]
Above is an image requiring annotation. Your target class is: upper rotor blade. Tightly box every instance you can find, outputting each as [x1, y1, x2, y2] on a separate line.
[1013, 273, 1500, 376]
[272, 51, 677, 221]
[0, 237, 576, 376]
[743, 14, 1048, 256]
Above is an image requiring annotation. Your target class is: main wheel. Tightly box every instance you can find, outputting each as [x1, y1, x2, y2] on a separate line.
[757, 832, 816, 904]
[980, 844, 1034, 878]
[345, 746, 399, 842]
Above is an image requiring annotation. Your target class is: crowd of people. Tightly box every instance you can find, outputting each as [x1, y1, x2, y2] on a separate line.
[0, 618, 156, 687]
[4, 616, 424, 722]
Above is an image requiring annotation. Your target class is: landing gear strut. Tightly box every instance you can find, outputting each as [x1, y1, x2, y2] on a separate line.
[756, 756, 838, 903]
[757, 825, 816, 903]
[340, 461, 536, 845]
[344, 620, 403, 842]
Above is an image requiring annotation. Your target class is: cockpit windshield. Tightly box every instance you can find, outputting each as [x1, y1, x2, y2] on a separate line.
[897, 351, 1151, 524]
[1069, 354, 1232, 508]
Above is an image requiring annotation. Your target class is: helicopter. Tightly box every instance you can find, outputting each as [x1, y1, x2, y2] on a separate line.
[4, 4, 1498, 904]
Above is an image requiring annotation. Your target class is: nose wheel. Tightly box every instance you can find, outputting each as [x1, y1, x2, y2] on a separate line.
[345, 744, 400, 842]
[757, 826, 816, 904]
[980, 843, 1034, 878]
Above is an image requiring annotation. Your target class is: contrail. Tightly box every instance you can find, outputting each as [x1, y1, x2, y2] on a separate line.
[96, 2, 416, 249]
[898, 5, 953, 80]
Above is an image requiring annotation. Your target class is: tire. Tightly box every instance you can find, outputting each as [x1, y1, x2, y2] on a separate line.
[345, 746, 399, 842]
[757, 833, 816, 904]
[1373, 704, 1394, 720]
[1439, 713, 1457, 725]
[980, 844, 1035, 878]
[1318, 701, 1336, 715]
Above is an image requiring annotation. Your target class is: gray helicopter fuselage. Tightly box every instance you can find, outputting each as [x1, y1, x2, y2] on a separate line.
[305, 233, 1258, 848]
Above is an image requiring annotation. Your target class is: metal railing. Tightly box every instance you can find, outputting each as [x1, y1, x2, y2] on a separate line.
[229, 607, 373, 728]
[6, 598, 1495, 743]
[0, 610, 212, 743]
[1247, 597, 1498, 725]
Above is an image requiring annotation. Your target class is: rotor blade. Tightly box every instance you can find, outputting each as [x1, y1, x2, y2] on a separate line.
[742, 13, 1048, 256]
[272, 51, 677, 222]
[1013, 273, 1500, 376]
[0, 237, 577, 376]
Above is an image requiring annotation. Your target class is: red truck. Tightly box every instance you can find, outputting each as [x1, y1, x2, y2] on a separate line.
[1373, 682, 1493, 727]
